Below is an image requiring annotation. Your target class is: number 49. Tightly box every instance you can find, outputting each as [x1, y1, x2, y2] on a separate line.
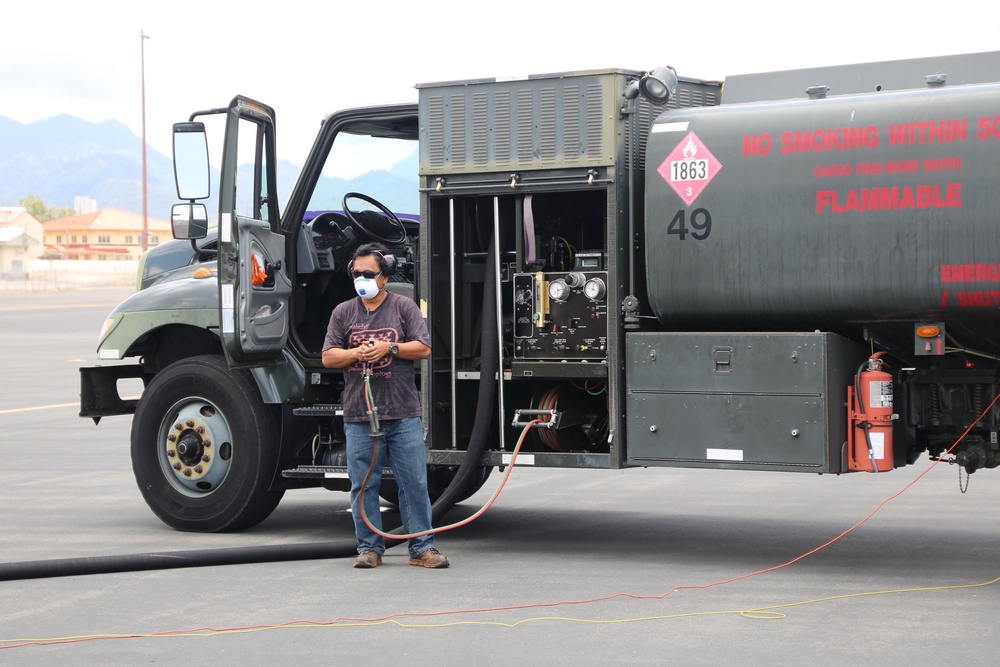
[667, 208, 712, 240]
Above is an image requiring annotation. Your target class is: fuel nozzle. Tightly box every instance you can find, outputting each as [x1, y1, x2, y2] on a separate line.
[364, 338, 382, 436]
[367, 407, 383, 438]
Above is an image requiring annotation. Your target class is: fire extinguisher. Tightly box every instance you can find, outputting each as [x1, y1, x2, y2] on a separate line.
[849, 351, 895, 472]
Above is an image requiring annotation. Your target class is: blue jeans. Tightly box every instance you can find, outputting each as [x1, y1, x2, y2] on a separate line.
[344, 417, 436, 558]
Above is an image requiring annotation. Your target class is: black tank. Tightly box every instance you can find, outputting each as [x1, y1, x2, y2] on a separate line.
[644, 82, 1000, 351]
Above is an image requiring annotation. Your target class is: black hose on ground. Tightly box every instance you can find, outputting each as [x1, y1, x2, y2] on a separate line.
[0, 541, 362, 581]
[0, 234, 501, 581]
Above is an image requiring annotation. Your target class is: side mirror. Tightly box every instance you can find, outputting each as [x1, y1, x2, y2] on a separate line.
[172, 122, 210, 200]
[171, 203, 209, 240]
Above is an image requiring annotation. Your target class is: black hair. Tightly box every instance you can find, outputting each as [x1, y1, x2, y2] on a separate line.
[350, 243, 397, 276]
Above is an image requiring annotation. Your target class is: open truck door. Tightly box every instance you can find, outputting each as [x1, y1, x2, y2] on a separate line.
[217, 96, 290, 366]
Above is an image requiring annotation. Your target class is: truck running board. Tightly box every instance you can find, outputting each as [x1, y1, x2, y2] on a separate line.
[291, 404, 343, 417]
[282, 465, 394, 480]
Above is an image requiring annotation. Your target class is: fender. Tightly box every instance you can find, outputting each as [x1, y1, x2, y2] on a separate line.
[97, 276, 219, 360]
[88, 271, 310, 416]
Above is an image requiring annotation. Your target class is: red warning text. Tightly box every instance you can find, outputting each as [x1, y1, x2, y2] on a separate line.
[888, 119, 967, 145]
[744, 117, 972, 158]
[816, 183, 962, 213]
[941, 264, 1000, 282]
[781, 126, 879, 154]
[957, 291, 1000, 307]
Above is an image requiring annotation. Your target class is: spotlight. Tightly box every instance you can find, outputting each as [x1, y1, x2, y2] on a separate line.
[639, 66, 678, 105]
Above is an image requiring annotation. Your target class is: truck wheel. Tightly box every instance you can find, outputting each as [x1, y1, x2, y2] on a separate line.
[131, 355, 284, 532]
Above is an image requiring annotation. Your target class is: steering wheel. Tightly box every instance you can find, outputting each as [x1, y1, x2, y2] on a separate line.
[342, 192, 408, 245]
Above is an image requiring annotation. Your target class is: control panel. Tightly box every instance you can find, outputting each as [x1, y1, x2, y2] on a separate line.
[513, 270, 609, 359]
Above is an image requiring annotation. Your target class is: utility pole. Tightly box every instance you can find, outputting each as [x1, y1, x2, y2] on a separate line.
[140, 30, 151, 252]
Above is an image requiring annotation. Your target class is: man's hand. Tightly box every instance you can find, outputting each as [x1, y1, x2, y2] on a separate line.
[355, 339, 389, 363]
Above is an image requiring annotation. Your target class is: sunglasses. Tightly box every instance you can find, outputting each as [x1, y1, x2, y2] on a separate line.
[350, 269, 382, 280]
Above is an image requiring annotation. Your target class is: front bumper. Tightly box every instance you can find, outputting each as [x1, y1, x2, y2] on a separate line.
[80, 364, 147, 422]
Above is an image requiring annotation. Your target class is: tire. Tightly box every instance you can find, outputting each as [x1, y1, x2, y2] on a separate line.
[131, 355, 284, 532]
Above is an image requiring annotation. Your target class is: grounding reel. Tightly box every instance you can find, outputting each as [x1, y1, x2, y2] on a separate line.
[519, 382, 610, 452]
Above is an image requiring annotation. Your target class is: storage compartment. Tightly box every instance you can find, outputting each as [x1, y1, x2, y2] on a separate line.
[625, 332, 867, 472]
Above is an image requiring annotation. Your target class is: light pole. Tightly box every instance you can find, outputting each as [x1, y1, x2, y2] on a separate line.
[140, 30, 151, 252]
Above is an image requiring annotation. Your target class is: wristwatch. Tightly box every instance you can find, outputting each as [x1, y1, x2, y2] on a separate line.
[389, 342, 399, 356]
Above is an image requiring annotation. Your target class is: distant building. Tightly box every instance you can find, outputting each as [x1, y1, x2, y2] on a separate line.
[74, 196, 98, 214]
[0, 207, 44, 276]
[42, 209, 172, 260]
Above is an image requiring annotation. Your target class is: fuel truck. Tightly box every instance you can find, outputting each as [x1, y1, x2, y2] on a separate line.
[81, 51, 1000, 531]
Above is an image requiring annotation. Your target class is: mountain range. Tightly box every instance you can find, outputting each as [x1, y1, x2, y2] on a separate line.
[0, 115, 418, 219]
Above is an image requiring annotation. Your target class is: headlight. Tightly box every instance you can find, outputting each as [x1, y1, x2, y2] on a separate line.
[99, 314, 121, 342]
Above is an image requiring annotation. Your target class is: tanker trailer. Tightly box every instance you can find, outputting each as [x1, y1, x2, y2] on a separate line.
[633, 64, 1000, 476]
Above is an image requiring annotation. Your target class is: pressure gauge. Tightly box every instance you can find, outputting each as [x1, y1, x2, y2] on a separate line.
[548, 279, 570, 302]
[583, 277, 606, 301]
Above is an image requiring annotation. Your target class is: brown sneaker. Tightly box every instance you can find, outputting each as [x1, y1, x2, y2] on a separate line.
[409, 548, 449, 569]
[353, 549, 382, 569]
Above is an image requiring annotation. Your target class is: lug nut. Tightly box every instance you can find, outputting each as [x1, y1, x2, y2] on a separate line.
[186, 420, 195, 428]
[183, 468, 193, 477]
[167, 434, 177, 442]
[202, 455, 210, 463]
[194, 465, 203, 474]
[203, 440, 211, 447]
[197, 426, 205, 434]
[173, 423, 182, 431]
[167, 450, 176, 458]
[172, 463, 182, 470]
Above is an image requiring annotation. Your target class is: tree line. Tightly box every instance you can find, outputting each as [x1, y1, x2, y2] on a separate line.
[18, 194, 76, 222]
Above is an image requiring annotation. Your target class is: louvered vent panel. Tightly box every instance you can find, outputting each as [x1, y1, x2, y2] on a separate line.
[516, 90, 534, 164]
[563, 86, 580, 162]
[426, 95, 445, 168]
[673, 88, 693, 109]
[585, 84, 603, 160]
[672, 85, 721, 109]
[634, 101, 665, 171]
[494, 91, 511, 164]
[419, 71, 720, 175]
[539, 87, 556, 162]
[449, 95, 467, 168]
[472, 93, 489, 166]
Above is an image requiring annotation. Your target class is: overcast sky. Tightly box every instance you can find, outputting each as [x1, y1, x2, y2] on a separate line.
[2, 0, 997, 171]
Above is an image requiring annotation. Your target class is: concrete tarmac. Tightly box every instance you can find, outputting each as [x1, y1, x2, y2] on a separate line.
[1, 288, 998, 665]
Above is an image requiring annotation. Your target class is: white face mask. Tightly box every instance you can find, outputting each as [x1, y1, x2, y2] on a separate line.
[354, 277, 381, 300]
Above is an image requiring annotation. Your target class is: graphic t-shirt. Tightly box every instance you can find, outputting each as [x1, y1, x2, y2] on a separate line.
[322, 292, 431, 422]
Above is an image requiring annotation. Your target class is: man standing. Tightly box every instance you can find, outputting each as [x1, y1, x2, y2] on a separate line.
[322, 243, 449, 569]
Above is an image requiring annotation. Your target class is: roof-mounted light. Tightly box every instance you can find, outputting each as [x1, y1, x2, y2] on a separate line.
[638, 66, 678, 105]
